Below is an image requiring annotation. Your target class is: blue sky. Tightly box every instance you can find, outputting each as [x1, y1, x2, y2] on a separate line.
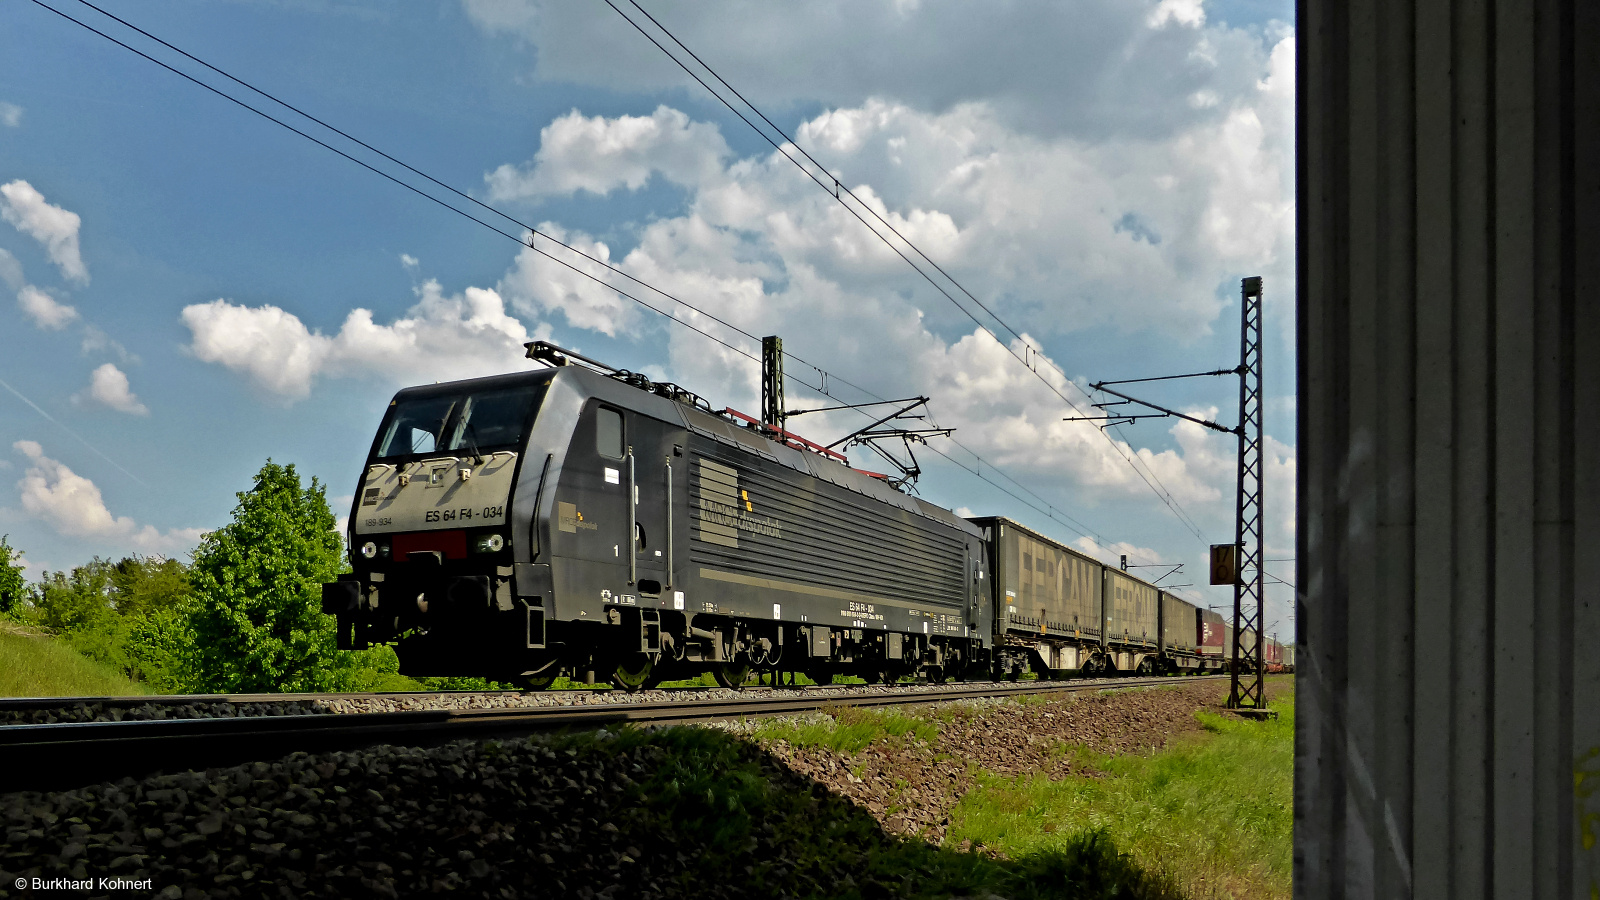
[0, 0, 1295, 636]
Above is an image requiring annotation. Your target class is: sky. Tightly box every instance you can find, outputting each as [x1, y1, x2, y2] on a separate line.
[0, 0, 1296, 638]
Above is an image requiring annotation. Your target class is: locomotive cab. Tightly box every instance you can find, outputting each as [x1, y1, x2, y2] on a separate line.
[321, 370, 556, 673]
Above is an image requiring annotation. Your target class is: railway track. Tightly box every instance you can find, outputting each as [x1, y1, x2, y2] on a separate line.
[0, 675, 1224, 793]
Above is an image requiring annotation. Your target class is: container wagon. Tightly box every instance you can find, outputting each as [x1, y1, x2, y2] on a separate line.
[968, 516, 1202, 677]
[967, 516, 1104, 677]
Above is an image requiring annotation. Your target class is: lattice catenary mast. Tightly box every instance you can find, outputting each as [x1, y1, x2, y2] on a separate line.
[1226, 277, 1266, 709]
[760, 335, 786, 432]
[1065, 276, 1268, 709]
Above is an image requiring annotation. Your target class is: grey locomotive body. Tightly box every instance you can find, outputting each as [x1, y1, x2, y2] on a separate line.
[324, 350, 992, 690]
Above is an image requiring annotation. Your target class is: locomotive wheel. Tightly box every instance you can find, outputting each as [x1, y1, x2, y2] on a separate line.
[1007, 665, 1022, 682]
[712, 662, 752, 690]
[924, 665, 948, 684]
[611, 653, 656, 693]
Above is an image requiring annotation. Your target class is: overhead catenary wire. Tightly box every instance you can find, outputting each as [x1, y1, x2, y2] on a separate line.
[43, 0, 782, 364]
[602, 0, 1208, 542]
[777, 357, 1147, 562]
[28, 0, 781, 370]
[32, 0, 1181, 568]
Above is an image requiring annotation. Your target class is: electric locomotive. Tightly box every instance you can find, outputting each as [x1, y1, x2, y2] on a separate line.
[322, 342, 997, 690]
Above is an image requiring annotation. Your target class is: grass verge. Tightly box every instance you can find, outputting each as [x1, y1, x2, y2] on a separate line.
[0, 624, 148, 697]
[620, 725, 1184, 899]
[946, 686, 1294, 900]
[754, 705, 940, 753]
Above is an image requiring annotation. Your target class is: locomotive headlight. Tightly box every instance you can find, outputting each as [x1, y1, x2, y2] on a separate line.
[474, 533, 505, 553]
[360, 541, 378, 559]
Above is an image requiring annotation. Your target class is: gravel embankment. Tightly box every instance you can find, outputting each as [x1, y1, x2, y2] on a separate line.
[4, 731, 660, 898]
[1, 701, 331, 727]
[730, 681, 1233, 844]
[0, 728, 938, 900]
[0, 680, 1242, 898]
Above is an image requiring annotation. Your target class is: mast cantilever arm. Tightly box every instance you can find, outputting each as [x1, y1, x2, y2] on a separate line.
[1096, 367, 1241, 386]
[1086, 383, 1239, 435]
[786, 396, 926, 417]
[825, 397, 932, 450]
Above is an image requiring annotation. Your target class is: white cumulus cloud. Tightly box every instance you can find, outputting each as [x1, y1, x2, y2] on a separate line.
[492, 88, 1292, 342]
[0, 180, 88, 285]
[1073, 536, 1166, 568]
[77, 363, 149, 415]
[463, 0, 1278, 141]
[1147, 0, 1205, 28]
[497, 224, 650, 336]
[16, 284, 79, 330]
[485, 106, 729, 201]
[0, 248, 22, 291]
[0, 102, 20, 128]
[12, 441, 203, 553]
[181, 279, 549, 401]
[462, 85, 1297, 557]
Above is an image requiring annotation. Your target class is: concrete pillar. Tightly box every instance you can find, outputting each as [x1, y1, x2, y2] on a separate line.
[1295, 1, 1599, 897]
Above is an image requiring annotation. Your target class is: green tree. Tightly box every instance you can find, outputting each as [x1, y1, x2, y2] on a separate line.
[26, 558, 117, 633]
[110, 555, 197, 688]
[125, 604, 196, 693]
[108, 555, 192, 619]
[0, 535, 25, 618]
[187, 460, 347, 692]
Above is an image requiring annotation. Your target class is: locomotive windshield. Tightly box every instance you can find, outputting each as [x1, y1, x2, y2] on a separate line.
[374, 382, 548, 459]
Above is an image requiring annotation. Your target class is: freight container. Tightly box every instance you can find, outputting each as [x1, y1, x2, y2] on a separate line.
[1103, 568, 1159, 647]
[968, 516, 1105, 675]
[1158, 591, 1207, 672]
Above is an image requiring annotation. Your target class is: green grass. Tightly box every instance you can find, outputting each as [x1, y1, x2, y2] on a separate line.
[596, 724, 1184, 899]
[0, 625, 149, 697]
[755, 704, 941, 753]
[947, 688, 1295, 900]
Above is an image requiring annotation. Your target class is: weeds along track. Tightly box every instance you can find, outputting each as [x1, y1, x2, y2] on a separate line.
[0, 675, 1224, 793]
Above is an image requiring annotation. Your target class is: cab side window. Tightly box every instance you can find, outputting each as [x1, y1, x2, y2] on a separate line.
[596, 407, 624, 459]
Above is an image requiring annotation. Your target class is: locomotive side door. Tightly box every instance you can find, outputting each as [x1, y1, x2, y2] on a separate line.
[966, 543, 988, 639]
[557, 402, 634, 581]
[624, 413, 679, 600]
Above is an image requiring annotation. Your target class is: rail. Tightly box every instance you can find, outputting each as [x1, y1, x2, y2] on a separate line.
[0, 675, 1226, 793]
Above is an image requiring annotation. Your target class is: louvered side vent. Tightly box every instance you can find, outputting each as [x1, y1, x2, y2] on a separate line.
[687, 447, 967, 608]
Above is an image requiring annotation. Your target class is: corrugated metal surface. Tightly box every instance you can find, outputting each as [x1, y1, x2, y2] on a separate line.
[1010, 530, 1099, 635]
[1102, 569, 1157, 647]
[1159, 592, 1196, 652]
[1297, 2, 1597, 895]
[687, 444, 968, 610]
[971, 517, 1102, 640]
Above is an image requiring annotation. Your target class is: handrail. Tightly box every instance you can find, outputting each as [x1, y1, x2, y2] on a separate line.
[722, 407, 850, 463]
